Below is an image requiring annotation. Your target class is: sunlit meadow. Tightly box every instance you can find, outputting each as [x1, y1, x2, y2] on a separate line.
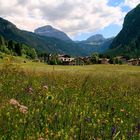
[0, 58, 140, 139]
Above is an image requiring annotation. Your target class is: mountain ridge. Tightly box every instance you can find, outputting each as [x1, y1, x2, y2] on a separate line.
[0, 17, 112, 56]
[34, 25, 72, 42]
[0, 17, 86, 56]
[109, 4, 140, 57]
[86, 34, 105, 43]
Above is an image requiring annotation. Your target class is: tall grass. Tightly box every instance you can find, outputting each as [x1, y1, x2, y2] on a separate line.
[0, 60, 140, 139]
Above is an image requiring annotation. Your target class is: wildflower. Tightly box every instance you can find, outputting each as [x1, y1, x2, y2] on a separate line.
[19, 105, 28, 114]
[85, 117, 92, 123]
[46, 128, 49, 135]
[38, 138, 45, 140]
[121, 119, 123, 124]
[93, 111, 97, 117]
[116, 118, 121, 122]
[125, 112, 129, 117]
[111, 127, 116, 136]
[27, 86, 33, 93]
[97, 119, 100, 124]
[47, 117, 52, 123]
[9, 99, 20, 107]
[43, 85, 48, 90]
[120, 108, 125, 112]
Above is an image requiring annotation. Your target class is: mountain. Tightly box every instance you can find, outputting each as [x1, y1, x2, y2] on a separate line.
[98, 37, 114, 53]
[0, 17, 112, 56]
[34, 25, 112, 55]
[0, 17, 85, 56]
[34, 25, 72, 42]
[109, 4, 140, 57]
[76, 35, 113, 54]
[85, 34, 105, 44]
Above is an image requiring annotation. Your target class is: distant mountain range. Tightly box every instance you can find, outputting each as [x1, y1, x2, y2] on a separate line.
[34, 25, 113, 54]
[76, 35, 113, 54]
[1, 4, 140, 57]
[0, 17, 111, 56]
[108, 4, 140, 58]
[0, 17, 83, 56]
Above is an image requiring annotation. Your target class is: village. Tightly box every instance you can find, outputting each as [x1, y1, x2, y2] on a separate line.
[36, 53, 140, 66]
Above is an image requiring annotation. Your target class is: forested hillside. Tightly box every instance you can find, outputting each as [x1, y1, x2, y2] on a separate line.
[0, 35, 37, 59]
[109, 4, 140, 58]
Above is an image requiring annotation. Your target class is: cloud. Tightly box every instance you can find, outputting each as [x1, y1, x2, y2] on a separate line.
[0, 0, 126, 37]
[123, 0, 140, 8]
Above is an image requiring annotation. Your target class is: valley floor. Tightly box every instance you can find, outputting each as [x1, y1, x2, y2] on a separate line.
[17, 60, 140, 73]
[0, 60, 140, 139]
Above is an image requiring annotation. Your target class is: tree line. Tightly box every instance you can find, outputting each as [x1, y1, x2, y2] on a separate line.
[0, 35, 37, 59]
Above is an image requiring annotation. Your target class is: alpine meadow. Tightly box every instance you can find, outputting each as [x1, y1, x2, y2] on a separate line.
[0, 0, 140, 140]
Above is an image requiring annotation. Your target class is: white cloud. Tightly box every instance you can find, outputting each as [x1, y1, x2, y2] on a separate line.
[0, 0, 126, 37]
[123, 0, 140, 8]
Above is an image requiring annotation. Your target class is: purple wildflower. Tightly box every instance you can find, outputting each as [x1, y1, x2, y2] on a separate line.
[111, 126, 116, 136]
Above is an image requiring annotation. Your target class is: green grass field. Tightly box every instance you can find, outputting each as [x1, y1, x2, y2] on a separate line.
[0, 59, 140, 139]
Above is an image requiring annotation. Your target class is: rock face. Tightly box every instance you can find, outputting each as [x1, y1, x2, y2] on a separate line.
[109, 4, 140, 57]
[86, 34, 105, 43]
[34, 25, 72, 42]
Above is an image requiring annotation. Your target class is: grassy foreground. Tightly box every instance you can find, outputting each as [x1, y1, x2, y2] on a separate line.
[0, 59, 140, 139]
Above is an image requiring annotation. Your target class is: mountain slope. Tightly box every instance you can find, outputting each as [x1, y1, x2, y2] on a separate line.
[0, 17, 112, 56]
[0, 34, 37, 59]
[0, 17, 85, 56]
[109, 4, 140, 57]
[34, 25, 72, 42]
[85, 34, 105, 44]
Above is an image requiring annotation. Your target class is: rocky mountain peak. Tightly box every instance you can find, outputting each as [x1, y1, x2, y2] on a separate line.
[34, 25, 72, 42]
[86, 34, 105, 42]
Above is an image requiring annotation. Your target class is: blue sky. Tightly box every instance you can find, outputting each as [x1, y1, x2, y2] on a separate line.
[108, 0, 131, 12]
[108, 0, 123, 6]
[73, 24, 123, 40]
